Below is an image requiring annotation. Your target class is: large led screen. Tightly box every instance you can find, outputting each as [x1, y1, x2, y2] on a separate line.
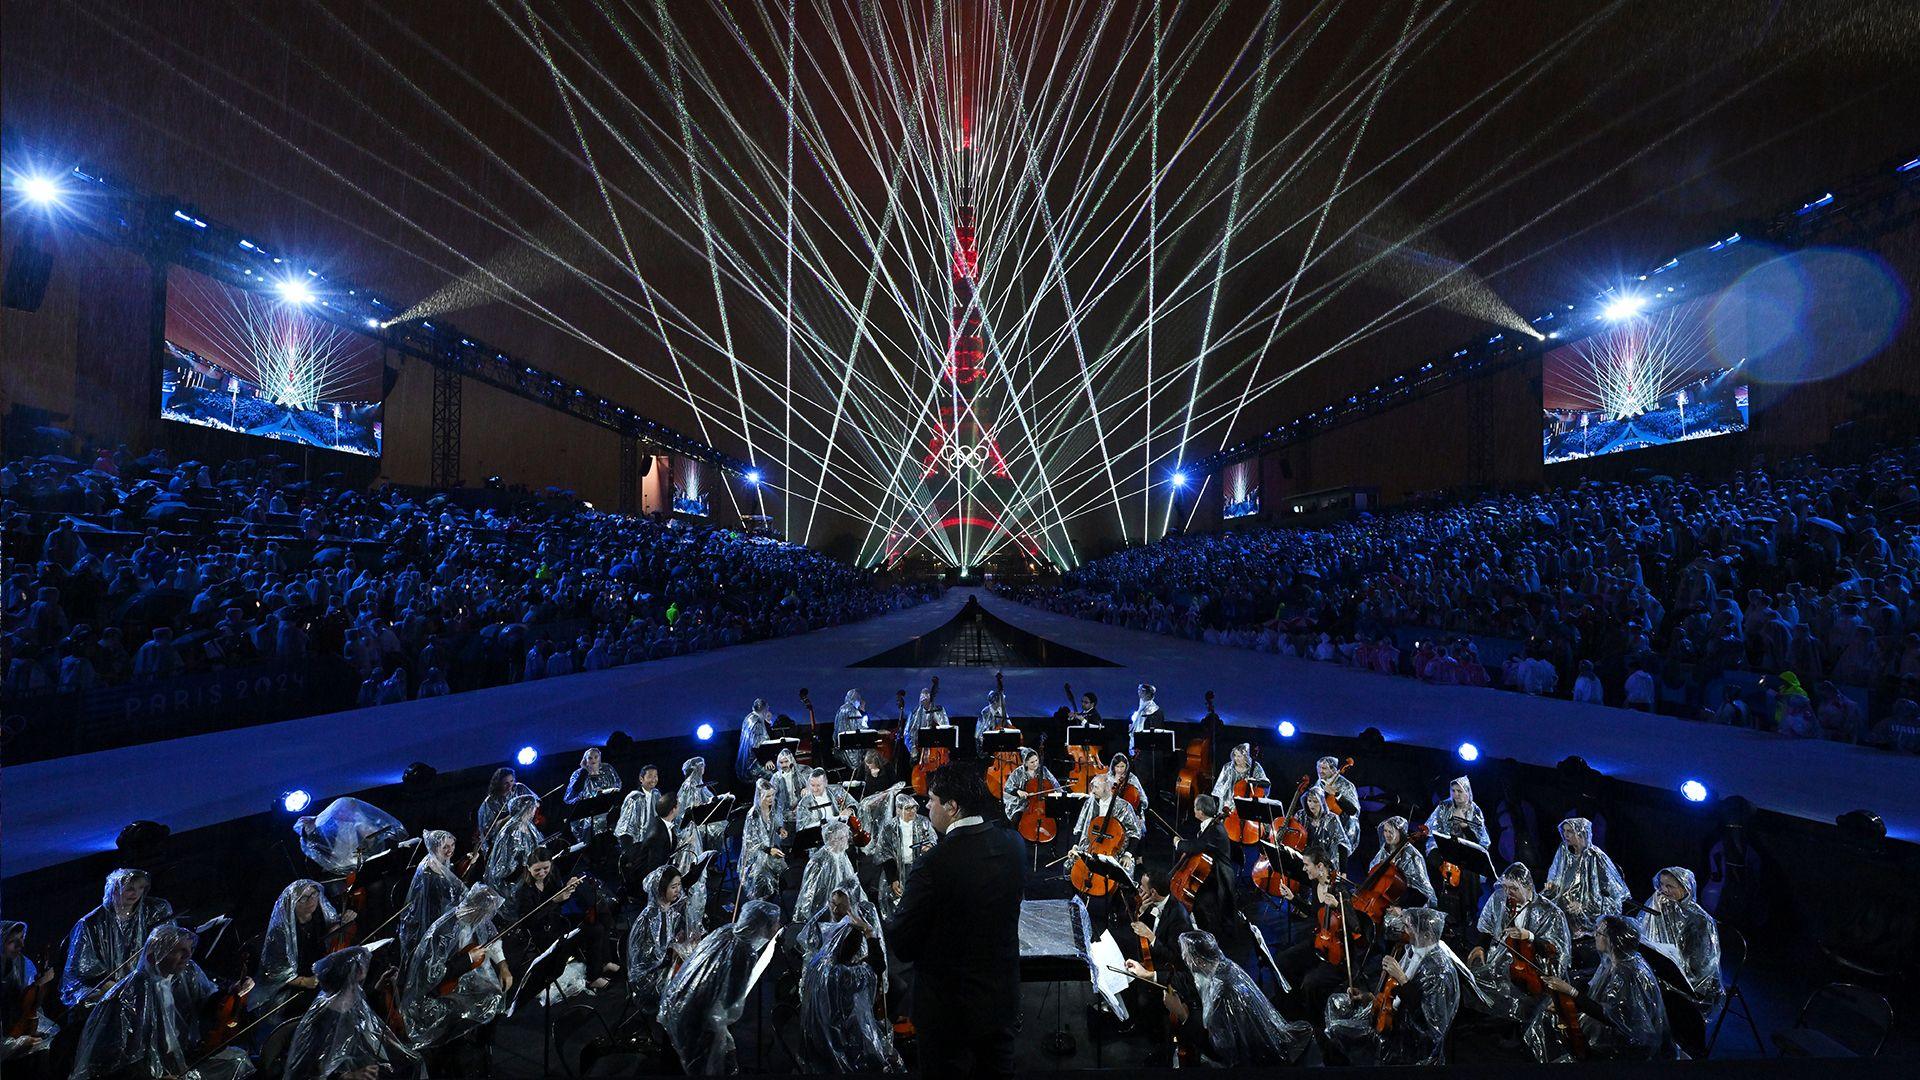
[1542, 299, 1747, 464]
[1222, 458, 1260, 519]
[161, 268, 384, 456]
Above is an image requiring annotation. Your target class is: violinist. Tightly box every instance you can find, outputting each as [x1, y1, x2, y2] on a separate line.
[510, 847, 618, 992]
[1540, 915, 1679, 1061]
[1635, 867, 1723, 1017]
[1423, 777, 1491, 941]
[1542, 817, 1630, 943]
[1463, 863, 1572, 1059]
[625, 791, 684, 893]
[766, 749, 806, 827]
[69, 924, 254, 1080]
[796, 768, 858, 831]
[1364, 816, 1435, 910]
[627, 866, 704, 1019]
[397, 830, 465, 961]
[873, 792, 937, 916]
[799, 889, 903, 1072]
[677, 756, 728, 854]
[257, 879, 358, 1017]
[481, 794, 544, 899]
[739, 781, 791, 902]
[833, 689, 873, 769]
[736, 697, 776, 781]
[1272, 843, 1374, 1025]
[613, 763, 664, 848]
[1179, 930, 1317, 1066]
[904, 685, 952, 756]
[283, 946, 416, 1080]
[562, 747, 623, 842]
[1127, 683, 1165, 758]
[400, 884, 511, 1069]
[1120, 868, 1196, 1066]
[474, 768, 535, 852]
[1171, 794, 1240, 942]
[60, 868, 176, 1008]
[2, 921, 58, 1070]
[1325, 907, 1460, 1066]
[1000, 747, 1061, 822]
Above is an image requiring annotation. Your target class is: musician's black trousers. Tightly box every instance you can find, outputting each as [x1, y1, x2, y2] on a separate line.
[1275, 941, 1348, 1025]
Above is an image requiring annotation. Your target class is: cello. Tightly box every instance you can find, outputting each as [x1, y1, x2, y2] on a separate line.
[1063, 682, 1106, 794]
[1219, 744, 1270, 845]
[1507, 932, 1589, 1058]
[1068, 810, 1128, 898]
[1352, 823, 1430, 925]
[1015, 747, 1061, 844]
[1173, 691, 1217, 812]
[1155, 806, 1214, 908]
[5, 943, 57, 1039]
[909, 676, 950, 796]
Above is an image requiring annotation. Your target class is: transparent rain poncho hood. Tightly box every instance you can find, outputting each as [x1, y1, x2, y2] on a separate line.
[481, 794, 543, 894]
[627, 865, 702, 1014]
[1179, 930, 1314, 1066]
[1366, 816, 1435, 906]
[799, 910, 903, 1073]
[297, 797, 408, 875]
[61, 869, 176, 1008]
[1423, 777, 1491, 848]
[399, 884, 506, 1051]
[1544, 817, 1630, 933]
[794, 822, 864, 932]
[396, 830, 464, 959]
[659, 900, 782, 1074]
[1326, 907, 1460, 1066]
[70, 924, 251, 1080]
[283, 946, 415, 1080]
[1583, 922, 1678, 1061]
[1637, 866, 1723, 1009]
[258, 879, 335, 1011]
[739, 782, 789, 902]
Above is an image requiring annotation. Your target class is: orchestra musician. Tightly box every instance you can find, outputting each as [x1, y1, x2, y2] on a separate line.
[68, 924, 254, 1080]
[1365, 816, 1435, 909]
[1463, 863, 1573, 1061]
[1314, 756, 1361, 822]
[975, 687, 1011, 749]
[833, 689, 873, 770]
[397, 830, 464, 961]
[562, 747, 623, 842]
[2, 921, 59, 1071]
[256, 879, 357, 1018]
[678, 756, 729, 852]
[1542, 817, 1630, 944]
[658, 899, 783, 1074]
[1298, 785, 1356, 865]
[859, 748, 901, 793]
[1000, 747, 1061, 822]
[1209, 742, 1269, 805]
[481, 794, 544, 899]
[624, 790, 684, 894]
[283, 945, 416, 1080]
[872, 792, 937, 916]
[739, 781, 791, 902]
[627, 865, 704, 1021]
[509, 846, 618, 992]
[60, 868, 176, 1008]
[1325, 906, 1461, 1066]
[1071, 773, 1142, 853]
[1272, 844, 1375, 1026]
[800, 889, 904, 1072]
[474, 768, 535, 852]
[736, 698, 776, 781]
[795, 768, 858, 831]
[1636, 867, 1723, 1017]
[1127, 683, 1165, 759]
[401, 884, 511, 1070]
[1108, 753, 1148, 830]
[904, 685, 952, 756]
[1120, 867, 1197, 1066]
[1423, 777, 1492, 944]
[1172, 794, 1240, 943]
[766, 749, 807, 827]
[1541, 915, 1679, 1061]
[796, 821, 866, 935]
[613, 763, 664, 848]
[1179, 929, 1317, 1066]
[296, 797, 409, 877]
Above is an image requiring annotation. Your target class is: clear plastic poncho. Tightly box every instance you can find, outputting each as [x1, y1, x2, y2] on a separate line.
[396, 831, 465, 961]
[298, 797, 408, 876]
[564, 758, 624, 840]
[1325, 907, 1460, 1066]
[1, 920, 59, 1046]
[283, 946, 415, 1080]
[614, 787, 661, 843]
[1468, 884, 1573, 1031]
[736, 703, 774, 778]
[400, 884, 506, 1051]
[258, 880, 336, 1015]
[61, 869, 176, 1007]
[481, 795, 543, 896]
[1543, 818, 1629, 934]
[70, 924, 253, 1080]
[627, 866, 704, 1015]
[1209, 744, 1270, 803]
[1636, 867, 1722, 1011]
[794, 888, 886, 984]
[799, 912, 903, 1073]
[739, 787, 789, 902]
[476, 781, 536, 844]
[1583, 945, 1677, 1061]
[1179, 930, 1314, 1066]
[1366, 816, 1435, 907]
[659, 900, 782, 1074]
[1423, 779, 1492, 848]
[1299, 789, 1356, 864]
[794, 825, 864, 933]
[679, 757, 727, 846]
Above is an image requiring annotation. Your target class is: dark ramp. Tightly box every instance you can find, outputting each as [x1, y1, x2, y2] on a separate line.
[851, 595, 1119, 668]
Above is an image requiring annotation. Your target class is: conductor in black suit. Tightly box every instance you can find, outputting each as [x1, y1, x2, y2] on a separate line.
[886, 760, 1027, 1076]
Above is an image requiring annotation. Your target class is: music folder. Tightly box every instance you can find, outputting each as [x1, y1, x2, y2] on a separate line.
[754, 736, 802, 763]
[1065, 723, 1105, 749]
[914, 725, 959, 750]
[1132, 728, 1177, 754]
[836, 730, 888, 751]
[1430, 832, 1498, 882]
[686, 793, 736, 828]
[563, 790, 623, 820]
[979, 729, 1024, 754]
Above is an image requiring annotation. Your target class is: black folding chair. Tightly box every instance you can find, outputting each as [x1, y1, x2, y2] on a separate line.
[257, 1015, 303, 1079]
[1707, 924, 1764, 1057]
[1772, 981, 1894, 1058]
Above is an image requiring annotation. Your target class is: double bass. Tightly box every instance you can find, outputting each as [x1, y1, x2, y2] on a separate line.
[909, 676, 950, 796]
[983, 671, 1020, 796]
[1063, 682, 1106, 794]
[1173, 691, 1218, 812]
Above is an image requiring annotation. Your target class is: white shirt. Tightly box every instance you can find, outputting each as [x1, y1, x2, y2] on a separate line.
[898, 818, 919, 867]
[944, 815, 985, 834]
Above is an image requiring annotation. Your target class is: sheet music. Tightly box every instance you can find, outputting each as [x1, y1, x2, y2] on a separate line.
[1088, 931, 1132, 1023]
[745, 930, 781, 998]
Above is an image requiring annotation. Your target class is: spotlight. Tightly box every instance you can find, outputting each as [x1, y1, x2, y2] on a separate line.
[516, 745, 539, 767]
[276, 277, 316, 305]
[1357, 727, 1387, 750]
[365, 317, 381, 330]
[1680, 779, 1708, 803]
[116, 820, 170, 858]
[402, 762, 438, 789]
[1457, 742, 1480, 763]
[1170, 470, 1190, 489]
[18, 173, 63, 207]
[1600, 293, 1647, 322]
[744, 470, 762, 486]
[280, 789, 313, 814]
[1276, 720, 1296, 738]
[696, 723, 715, 741]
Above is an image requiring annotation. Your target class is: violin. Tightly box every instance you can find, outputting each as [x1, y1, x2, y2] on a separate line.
[909, 677, 950, 796]
[5, 944, 57, 1039]
[1220, 746, 1269, 845]
[1173, 691, 1217, 810]
[1063, 682, 1107, 794]
[1068, 813, 1128, 897]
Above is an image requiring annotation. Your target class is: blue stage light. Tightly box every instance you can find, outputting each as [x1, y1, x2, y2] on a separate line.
[1171, 470, 1190, 489]
[1457, 741, 1480, 762]
[19, 174, 63, 207]
[696, 723, 715, 741]
[1276, 720, 1297, 738]
[276, 277, 316, 305]
[744, 470, 762, 486]
[516, 745, 539, 767]
[1601, 294, 1647, 322]
[365, 317, 381, 330]
[1680, 779, 1709, 803]
[281, 789, 313, 813]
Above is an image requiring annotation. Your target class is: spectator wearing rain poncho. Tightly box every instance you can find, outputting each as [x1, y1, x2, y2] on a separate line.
[1326, 907, 1461, 1066]
[2, 921, 59, 1060]
[481, 794, 544, 903]
[295, 797, 408, 877]
[396, 830, 465, 963]
[1635, 866, 1722, 1014]
[1464, 863, 1573, 1061]
[61, 868, 176, 1008]
[1542, 915, 1678, 1061]
[563, 747, 624, 841]
[1542, 817, 1629, 937]
[739, 782, 790, 902]
[794, 822, 865, 938]
[799, 889, 903, 1073]
[70, 924, 255, 1080]
[400, 884, 511, 1055]
[1178, 930, 1316, 1066]
[628, 865, 704, 1016]
[736, 698, 776, 780]
[659, 900, 783, 1074]
[1365, 816, 1435, 909]
[256, 880, 355, 1019]
[283, 946, 415, 1080]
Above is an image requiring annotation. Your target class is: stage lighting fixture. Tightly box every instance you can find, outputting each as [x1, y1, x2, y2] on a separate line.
[1836, 809, 1886, 841]
[745, 470, 762, 486]
[1276, 720, 1297, 738]
[18, 173, 63, 207]
[402, 761, 438, 789]
[116, 820, 171, 857]
[280, 789, 313, 813]
[1170, 470, 1190, 489]
[1680, 779, 1709, 803]
[1457, 742, 1480, 763]
[276, 277, 316, 305]
[365, 317, 381, 330]
[516, 745, 539, 767]
[696, 723, 715, 741]
[1600, 294, 1647, 321]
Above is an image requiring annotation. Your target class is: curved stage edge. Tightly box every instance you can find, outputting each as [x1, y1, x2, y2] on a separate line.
[6, 590, 1918, 879]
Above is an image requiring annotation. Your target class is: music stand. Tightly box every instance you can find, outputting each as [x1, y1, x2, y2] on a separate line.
[686, 793, 736, 830]
[1132, 728, 1176, 802]
[1430, 833, 1498, 883]
[979, 729, 1023, 755]
[1066, 724, 1105, 752]
[915, 726, 959, 753]
[510, 927, 582, 1075]
[754, 737, 801, 765]
[836, 731, 888, 755]
[563, 790, 622, 823]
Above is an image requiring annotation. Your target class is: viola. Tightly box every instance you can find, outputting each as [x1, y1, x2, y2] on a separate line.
[1016, 773, 1060, 845]
[5, 945, 56, 1039]
[1068, 814, 1127, 897]
[1172, 692, 1217, 810]
[846, 808, 873, 850]
[1131, 889, 1157, 974]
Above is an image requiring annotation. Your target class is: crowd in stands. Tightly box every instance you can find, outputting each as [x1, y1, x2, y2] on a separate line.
[1011, 439, 1920, 752]
[3, 443, 933, 713]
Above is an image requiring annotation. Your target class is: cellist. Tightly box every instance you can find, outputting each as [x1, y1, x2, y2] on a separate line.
[1363, 816, 1434, 911]
[999, 747, 1061, 822]
[974, 687, 1011, 749]
[1170, 795, 1239, 944]
[1108, 753, 1149, 834]
[1423, 777, 1491, 945]
[1067, 774, 1142, 921]
[1, 920, 58, 1069]
[1462, 863, 1573, 1062]
[904, 685, 951, 757]
[1314, 756, 1361, 821]
[1541, 915, 1680, 1061]
[1271, 843, 1375, 1025]
[1119, 868, 1197, 1067]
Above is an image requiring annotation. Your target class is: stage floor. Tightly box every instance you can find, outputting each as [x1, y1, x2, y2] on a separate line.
[8, 590, 1919, 876]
